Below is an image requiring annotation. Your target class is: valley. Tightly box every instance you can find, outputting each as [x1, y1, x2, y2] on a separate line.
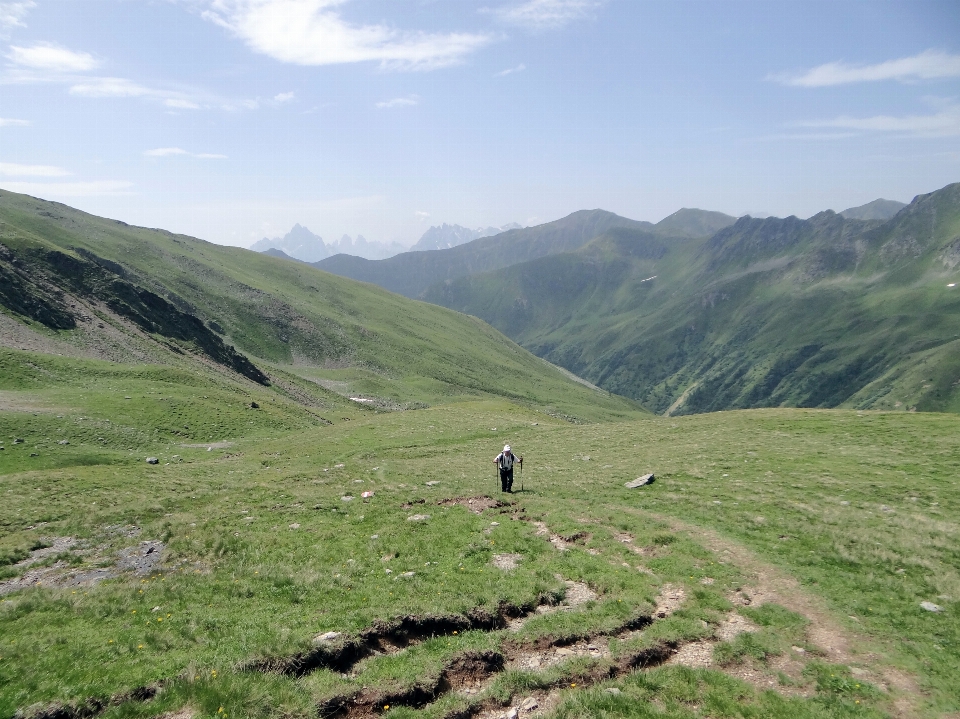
[1, 189, 957, 719]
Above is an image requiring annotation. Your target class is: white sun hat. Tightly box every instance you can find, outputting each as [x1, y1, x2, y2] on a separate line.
[504, 445, 511, 452]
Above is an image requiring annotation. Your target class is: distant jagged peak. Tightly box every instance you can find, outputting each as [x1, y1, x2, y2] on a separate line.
[839, 198, 907, 221]
[411, 221, 523, 251]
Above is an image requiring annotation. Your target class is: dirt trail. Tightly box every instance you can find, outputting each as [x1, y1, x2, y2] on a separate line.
[646, 512, 924, 718]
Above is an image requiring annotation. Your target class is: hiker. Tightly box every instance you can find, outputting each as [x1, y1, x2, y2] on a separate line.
[494, 444, 522, 493]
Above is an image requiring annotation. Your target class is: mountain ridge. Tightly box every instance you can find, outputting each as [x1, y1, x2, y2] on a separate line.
[316, 208, 733, 299]
[422, 182, 960, 415]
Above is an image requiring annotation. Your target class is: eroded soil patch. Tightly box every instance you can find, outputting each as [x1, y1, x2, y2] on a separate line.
[438, 497, 506, 515]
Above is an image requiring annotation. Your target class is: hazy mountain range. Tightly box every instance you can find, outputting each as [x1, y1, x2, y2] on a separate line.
[316, 207, 740, 298]
[251, 224, 408, 262]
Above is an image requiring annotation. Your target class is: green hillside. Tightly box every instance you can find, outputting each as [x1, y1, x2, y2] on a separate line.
[423, 182, 960, 415]
[0, 190, 642, 424]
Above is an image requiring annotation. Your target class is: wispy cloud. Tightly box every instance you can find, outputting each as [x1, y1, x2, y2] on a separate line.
[495, 63, 525, 77]
[797, 105, 960, 138]
[376, 95, 418, 109]
[415, 210, 430, 221]
[202, 0, 490, 70]
[144, 147, 228, 159]
[69, 77, 152, 98]
[490, 0, 601, 30]
[273, 91, 295, 103]
[0, 1, 35, 38]
[0, 117, 29, 127]
[0, 161, 69, 177]
[772, 50, 960, 87]
[0, 180, 133, 197]
[166, 98, 201, 110]
[8, 42, 99, 72]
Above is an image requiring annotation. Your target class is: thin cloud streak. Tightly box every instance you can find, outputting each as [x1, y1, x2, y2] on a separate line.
[0, 161, 69, 176]
[203, 0, 491, 70]
[8, 42, 99, 72]
[69, 77, 152, 98]
[144, 147, 228, 159]
[491, 0, 601, 30]
[798, 106, 960, 138]
[773, 50, 960, 87]
[376, 95, 418, 109]
[495, 63, 526, 76]
[0, 117, 30, 126]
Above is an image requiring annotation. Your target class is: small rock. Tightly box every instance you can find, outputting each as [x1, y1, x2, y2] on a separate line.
[791, 646, 805, 654]
[13, 438, 23, 444]
[315, 631, 341, 643]
[151, 606, 161, 612]
[335, 463, 345, 468]
[491, 521, 500, 526]
[880, 505, 893, 512]
[341, 496, 354, 502]
[385, 568, 393, 574]
[249, 401, 259, 409]
[407, 514, 430, 522]
[604, 687, 621, 695]
[920, 601, 943, 612]
[504, 709, 518, 719]
[399, 571, 415, 578]
[58, 440, 69, 445]
[840, 501, 850, 506]
[556, 647, 573, 656]
[370, 534, 379, 539]
[289, 523, 300, 529]
[361, 491, 374, 498]
[425, 481, 440, 486]
[624, 473, 655, 488]
[146, 457, 159, 464]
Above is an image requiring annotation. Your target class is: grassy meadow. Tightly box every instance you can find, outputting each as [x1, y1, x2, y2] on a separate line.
[2, 348, 958, 719]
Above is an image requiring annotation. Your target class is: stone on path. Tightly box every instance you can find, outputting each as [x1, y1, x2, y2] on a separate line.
[519, 697, 538, 711]
[314, 631, 341, 643]
[624, 473, 654, 488]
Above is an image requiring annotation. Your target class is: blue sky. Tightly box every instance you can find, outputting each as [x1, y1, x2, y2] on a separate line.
[0, 0, 958, 247]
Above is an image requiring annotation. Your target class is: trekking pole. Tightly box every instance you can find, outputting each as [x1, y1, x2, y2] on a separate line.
[520, 458, 523, 492]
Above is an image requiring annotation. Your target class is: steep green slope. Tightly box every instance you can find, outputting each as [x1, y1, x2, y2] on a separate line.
[424, 183, 960, 415]
[0, 190, 643, 423]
